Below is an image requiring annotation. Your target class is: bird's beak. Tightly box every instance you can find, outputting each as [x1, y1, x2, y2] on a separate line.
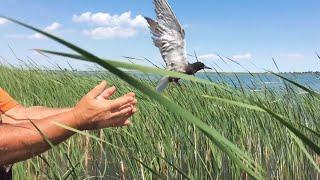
[204, 66, 212, 70]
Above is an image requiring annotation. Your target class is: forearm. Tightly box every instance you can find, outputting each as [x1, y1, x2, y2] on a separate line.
[22, 106, 73, 119]
[5, 105, 73, 121]
[0, 110, 78, 166]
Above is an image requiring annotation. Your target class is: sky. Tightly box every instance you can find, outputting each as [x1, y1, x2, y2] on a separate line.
[1, 0, 320, 72]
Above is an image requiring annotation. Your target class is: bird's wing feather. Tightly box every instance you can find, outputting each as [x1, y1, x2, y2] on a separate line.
[145, 0, 187, 72]
[156, 76, 170, 92]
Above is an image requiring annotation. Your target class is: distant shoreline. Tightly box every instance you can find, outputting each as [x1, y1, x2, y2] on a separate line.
[1, 65, 320, 74]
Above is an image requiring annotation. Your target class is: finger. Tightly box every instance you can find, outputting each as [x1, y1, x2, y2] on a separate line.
[124, 119, 132, 125]
[120, 109, 137, 120]
[119, 96, 137, 108]
[109, 119, 131, 127]
[107, 96, 135, 110]
[116, 106, 136, 115]
[115, 104, 132, 113]
[125, 92, 135, 97]
[105, 93, 135, 110]
[119, 97, 137, 109]
[88, 81, 107, 98]
[130, 98, 137, 105]
[123, 106, 136, 115]
[95, 117, 131, 128]
[117, 99, 137, 111]
[132, 107, 138, 113]
[110, 106, 133, 118]
[108, 109, 136, 125]
[97, 86, 116, 100]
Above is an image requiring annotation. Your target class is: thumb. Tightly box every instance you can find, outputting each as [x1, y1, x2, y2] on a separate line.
[87, 81, 107, 98]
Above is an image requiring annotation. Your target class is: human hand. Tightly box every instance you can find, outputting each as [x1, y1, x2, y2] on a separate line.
[73, 81, 137, 130]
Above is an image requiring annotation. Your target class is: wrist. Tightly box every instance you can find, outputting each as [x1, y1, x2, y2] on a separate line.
[71, 108, 85, 130]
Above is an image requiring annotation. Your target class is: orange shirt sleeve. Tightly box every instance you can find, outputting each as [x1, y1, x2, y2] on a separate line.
[0, 88, 19, 113]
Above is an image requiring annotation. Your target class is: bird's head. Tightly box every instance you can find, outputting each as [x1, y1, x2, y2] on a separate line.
[190, 62, 212, 73]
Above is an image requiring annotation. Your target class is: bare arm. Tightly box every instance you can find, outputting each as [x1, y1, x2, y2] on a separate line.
[0, 81, 137, 166]
[0, 110, 77, 166]
[4, 104, 72, 121]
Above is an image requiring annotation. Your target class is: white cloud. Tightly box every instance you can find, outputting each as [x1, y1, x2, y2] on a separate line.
[280, 53, 304, 59]
[0, 18, 9, 25]
[29, 33, 44, 39]
[198, 53, 219, 61]
[84, 26, 137, 39]
[232, 53, 252, 60]
[29, 22, 62, 39]
[44, 22, 61, 31]
[73, 11, 147, 39]
[73, 12, 93, 23]
[73, 11, 147, 28]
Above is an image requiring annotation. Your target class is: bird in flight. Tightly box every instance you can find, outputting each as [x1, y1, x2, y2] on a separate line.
[145, 0, 211, 92]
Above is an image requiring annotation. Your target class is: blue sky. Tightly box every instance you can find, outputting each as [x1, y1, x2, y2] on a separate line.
[1, 0, 320, 72]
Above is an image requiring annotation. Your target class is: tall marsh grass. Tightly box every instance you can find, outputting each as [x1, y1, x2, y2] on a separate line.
[1, 65, 319, 179]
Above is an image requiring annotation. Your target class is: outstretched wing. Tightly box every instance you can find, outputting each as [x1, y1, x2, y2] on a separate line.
[145, 0, 188, 72]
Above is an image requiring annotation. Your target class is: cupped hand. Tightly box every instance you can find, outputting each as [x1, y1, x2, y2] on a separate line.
[73, 81, 137, 130]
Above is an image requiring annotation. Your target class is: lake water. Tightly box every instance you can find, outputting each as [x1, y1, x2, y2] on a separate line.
[85, 71, 320, 91]
[134, 72, 320, 91]
[195, 72, 320, 91]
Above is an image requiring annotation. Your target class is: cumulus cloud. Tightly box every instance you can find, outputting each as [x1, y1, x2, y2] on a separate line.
[280, 53, 304, 59]
[0, 18, 9, 25]
[232, 53, 252, 60]
[44, 22, 62, 31]
[29, 22, 62, 39]
[73, 11, 147, 39]
[73, 11, 147, 27]
[84, 26, 137, 39]
[198, 53, 220, 61]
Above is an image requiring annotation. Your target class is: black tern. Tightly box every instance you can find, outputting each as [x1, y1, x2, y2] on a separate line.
[145, 0, 212, 92]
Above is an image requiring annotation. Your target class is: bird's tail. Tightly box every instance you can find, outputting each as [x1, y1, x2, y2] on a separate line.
[156, 76, 170, 93]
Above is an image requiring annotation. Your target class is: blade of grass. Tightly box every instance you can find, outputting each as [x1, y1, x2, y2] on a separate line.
[202, 95, 266, 112]
[156, 155, 191, 180]
[132, 158, 165, 179]
[28, 120, 62, 179]
[299, 124, 320, 139]
[35, 49, 230, 91]
[63, 154, 79, 180]
[61, 162, 80, 180]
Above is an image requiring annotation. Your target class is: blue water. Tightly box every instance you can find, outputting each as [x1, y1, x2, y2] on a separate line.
[195, 72, 320, 91]
[86, 70, 320, 91]
[133, 72, 320, 91]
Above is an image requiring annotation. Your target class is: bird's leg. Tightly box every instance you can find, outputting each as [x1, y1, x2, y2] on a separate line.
[173, 78, 181, 86]
[174, 79, 187, 91]
[169, 78, 185, 90]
